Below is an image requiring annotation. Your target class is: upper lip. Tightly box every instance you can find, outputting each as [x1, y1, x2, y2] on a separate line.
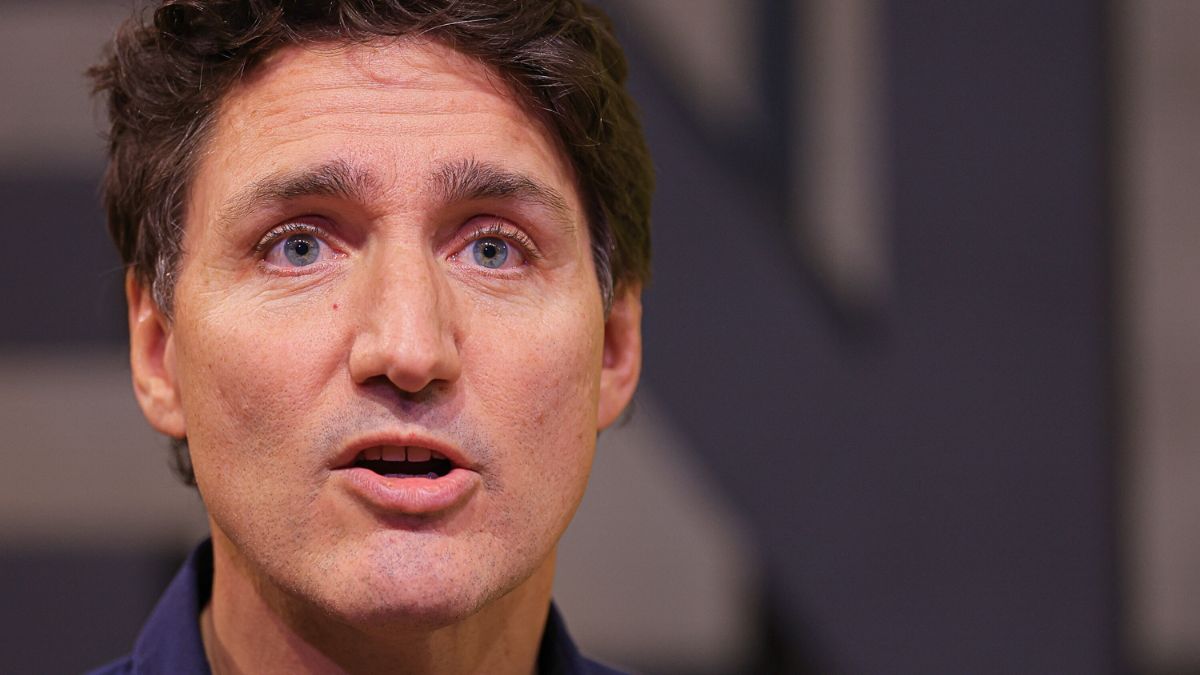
[331, 431, 475, 472]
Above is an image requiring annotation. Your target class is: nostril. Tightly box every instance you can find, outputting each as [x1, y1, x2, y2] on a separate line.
[358, 375, 448, 405]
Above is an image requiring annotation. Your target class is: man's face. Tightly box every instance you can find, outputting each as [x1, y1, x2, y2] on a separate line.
[129, 39, 641, 626]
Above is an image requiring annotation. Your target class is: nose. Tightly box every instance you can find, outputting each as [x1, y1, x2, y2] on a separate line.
[348, 250, 462, 395]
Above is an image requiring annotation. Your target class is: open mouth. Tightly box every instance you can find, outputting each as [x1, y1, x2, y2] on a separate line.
[352, 446, 454, 479]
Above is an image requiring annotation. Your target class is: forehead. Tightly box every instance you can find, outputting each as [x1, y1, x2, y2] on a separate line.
[189, 38, 581, 224]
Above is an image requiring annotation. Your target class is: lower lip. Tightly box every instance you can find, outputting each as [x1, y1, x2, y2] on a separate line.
[338, 466, 481, 516]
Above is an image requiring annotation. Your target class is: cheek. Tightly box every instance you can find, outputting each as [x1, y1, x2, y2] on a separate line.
[174, 297, 345, 475]
[469, 297, 601, 419]
[463, 301, 603, 502]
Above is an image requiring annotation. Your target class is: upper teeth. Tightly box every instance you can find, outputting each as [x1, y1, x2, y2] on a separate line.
[362, 446, 445, 462]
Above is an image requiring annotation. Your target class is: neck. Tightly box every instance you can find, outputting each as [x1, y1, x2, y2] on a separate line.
[201, 526, 554, 675]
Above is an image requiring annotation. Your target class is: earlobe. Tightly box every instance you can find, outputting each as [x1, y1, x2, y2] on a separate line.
[597, 285, 643, 430]
[127, 271, 186, 438]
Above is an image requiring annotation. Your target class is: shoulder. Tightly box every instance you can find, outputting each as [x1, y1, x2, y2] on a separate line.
[83, 540, 214, 675]
[541, 603, 633, 675]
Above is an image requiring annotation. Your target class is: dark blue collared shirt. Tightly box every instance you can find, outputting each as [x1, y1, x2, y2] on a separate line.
[86, 540, 626, 675]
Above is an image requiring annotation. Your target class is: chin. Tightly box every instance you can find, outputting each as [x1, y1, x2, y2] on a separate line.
[292, 540, 533, 632]
[329, 578, 493, 631]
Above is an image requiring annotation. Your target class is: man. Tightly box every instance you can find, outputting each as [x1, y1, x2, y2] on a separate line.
[86, 1, 652, 673]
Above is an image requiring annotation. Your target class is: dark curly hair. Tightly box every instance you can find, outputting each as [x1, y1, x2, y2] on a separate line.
[89, 0, 653, 484]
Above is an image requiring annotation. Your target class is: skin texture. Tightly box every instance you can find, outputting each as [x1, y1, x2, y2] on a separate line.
[127, 38, 643, 675]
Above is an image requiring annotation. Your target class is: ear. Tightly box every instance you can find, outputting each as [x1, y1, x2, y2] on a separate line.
[126, 271, 186, 438]
[597, 285, 643, 430]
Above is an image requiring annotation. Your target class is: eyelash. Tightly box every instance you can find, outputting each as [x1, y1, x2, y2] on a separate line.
[253, 221, 326, 254]
[461, 220, 543, 262]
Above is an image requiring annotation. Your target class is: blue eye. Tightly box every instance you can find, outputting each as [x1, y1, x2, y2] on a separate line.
[257, 223, 339, 270]
[472, 237, 508, 269]
[281, 234, 320, 266]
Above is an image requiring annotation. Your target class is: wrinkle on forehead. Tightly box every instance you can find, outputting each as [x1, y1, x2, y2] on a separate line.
[349, 37, 500, 90]
[232, 37, 512, 107]
[215, 39, 556, 162]
[221, 60, 506, 143]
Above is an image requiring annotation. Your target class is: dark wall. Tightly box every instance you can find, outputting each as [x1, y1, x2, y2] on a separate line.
[1, 172, 125, 344]
[0, 549, 182, 673]
[630, 1, 1116, 673]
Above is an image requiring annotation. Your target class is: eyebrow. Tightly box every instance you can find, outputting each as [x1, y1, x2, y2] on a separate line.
[215, 159, 380, 234]
[432, 157, 575, 233]
[214, 156, 575, 234]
